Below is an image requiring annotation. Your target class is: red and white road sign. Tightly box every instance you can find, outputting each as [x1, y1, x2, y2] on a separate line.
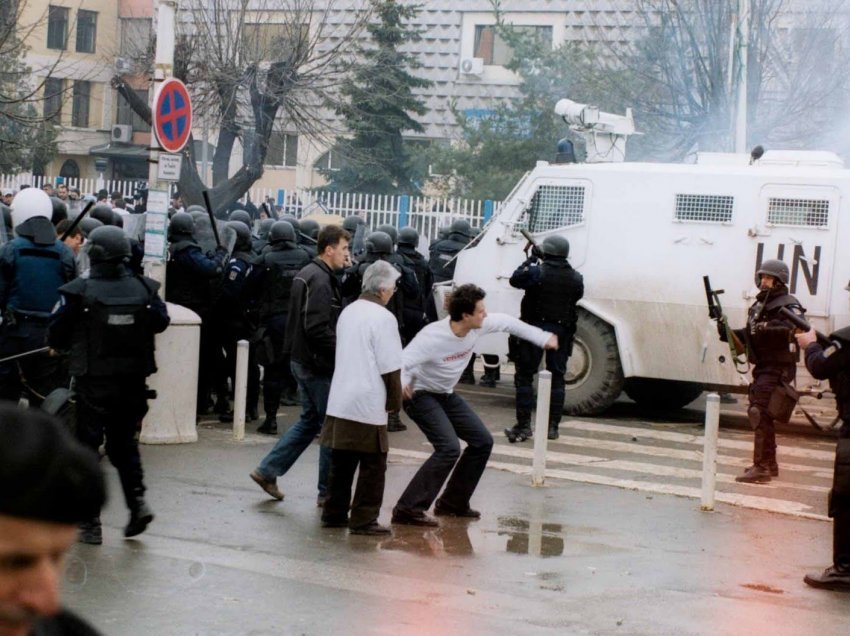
[153, 78, 193, 153]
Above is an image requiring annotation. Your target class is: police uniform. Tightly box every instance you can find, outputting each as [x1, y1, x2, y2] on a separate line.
[48, 226, 170, 543]
[507, 237, 584, 441]
[397, 240, 434, 342]
[254, 225, 312, 434]
[800, 328, 850, 589]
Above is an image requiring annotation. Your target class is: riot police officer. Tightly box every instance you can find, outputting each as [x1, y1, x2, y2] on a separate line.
[0, 188, 76, 405]
[722, 259, 804, 483]
[299, 219, 321, 258]
[796, 287, 850, 591]
[397, 226, 434, 342]
[428, 219, 472, 283]
[165, 212, 229, 414]
[48, 226, 170, 544]
[506, 235, 584, 442]
[254, 221, 312, 434]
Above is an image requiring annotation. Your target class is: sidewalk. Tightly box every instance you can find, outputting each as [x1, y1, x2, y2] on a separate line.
[63, 423, 847, 635]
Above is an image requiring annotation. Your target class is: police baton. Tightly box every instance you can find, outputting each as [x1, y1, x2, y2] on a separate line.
[0, 346, 51, 365]
[59, 200, 95, 242]
[202, 190, 222, 249]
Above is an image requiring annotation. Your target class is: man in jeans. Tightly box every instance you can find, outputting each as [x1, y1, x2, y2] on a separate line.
[250, 225, 351, 505]
[392, 284, 558, 526]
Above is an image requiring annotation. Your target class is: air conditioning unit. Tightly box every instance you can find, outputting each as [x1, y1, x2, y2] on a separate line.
[459, 57, 484, 76]
[111, 124, 133, 143]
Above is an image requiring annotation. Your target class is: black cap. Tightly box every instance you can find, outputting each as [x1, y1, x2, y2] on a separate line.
[0, 403, 106, 524]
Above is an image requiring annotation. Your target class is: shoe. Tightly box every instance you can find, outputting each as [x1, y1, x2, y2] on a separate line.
[78, 518, 102, 545]
[257, 418, 277, 435]
[322, 517, 349, 528]
[735, 465, 771, 483]
[768, 463, 779, 477]
[124, 500, 154, 538]
[479, 375, 496, 388]
[250, 470, 284, 501]
[387, 412, 407, 432]
[504, 424, 532, 443]
[317, 494, 329, 508]
[350, 522, 392, 536]
[547, 426, 560, 440]
[804, 566, 850, 592]
[434, 503, 481, 519]
[391, 509, 439, 527]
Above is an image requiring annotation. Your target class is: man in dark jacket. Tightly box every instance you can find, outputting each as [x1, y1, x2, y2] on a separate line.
[250, 225, 351, 505]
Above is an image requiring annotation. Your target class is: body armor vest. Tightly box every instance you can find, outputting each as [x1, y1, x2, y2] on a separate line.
[166, 242, 210, 311]
[5, 238, 68, 316]
[746, 291, 802, 365]
[520, 260, 582, 326]
[428, 238, 467, 283]
[259, 245, 311, 319]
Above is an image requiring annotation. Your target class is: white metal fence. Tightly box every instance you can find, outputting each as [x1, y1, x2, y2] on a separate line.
[0, 175, 501, 243]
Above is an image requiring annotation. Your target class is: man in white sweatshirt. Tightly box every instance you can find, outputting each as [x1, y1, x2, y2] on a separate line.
[392, 284, 558, 526]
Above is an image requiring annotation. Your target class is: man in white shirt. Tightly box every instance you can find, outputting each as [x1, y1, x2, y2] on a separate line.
[392, 284, 558, 526]
[321, 261, 403, 535]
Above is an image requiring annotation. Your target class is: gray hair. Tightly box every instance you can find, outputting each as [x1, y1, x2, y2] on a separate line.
[361, 260, 401, 294]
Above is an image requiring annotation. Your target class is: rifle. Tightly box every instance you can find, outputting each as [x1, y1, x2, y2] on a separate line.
[778, 307, 832, 347]
[703, 276, 747, 361]
[519, 227, 542, 259]
[59, 200, 95, 241]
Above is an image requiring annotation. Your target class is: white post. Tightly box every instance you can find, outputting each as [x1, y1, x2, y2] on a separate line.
[701, 392, 721, 511]
[233, 339, 250, 441]
[531, 370, 552, 486]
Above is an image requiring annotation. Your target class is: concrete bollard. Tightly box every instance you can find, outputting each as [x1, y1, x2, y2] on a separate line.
[531, 370, 552, 486]
[701, 392, 721, 511]
[233, 339, 249, 441]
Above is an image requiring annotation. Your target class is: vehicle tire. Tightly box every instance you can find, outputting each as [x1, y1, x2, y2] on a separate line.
[623, 378, 704, 410]
[564, 308, 624, 415]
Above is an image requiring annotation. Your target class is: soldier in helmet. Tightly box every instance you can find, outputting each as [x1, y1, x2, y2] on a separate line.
[397, 226, 434, 341]
[506, 235, 584, 442]
[720, 259, 805, 483]
[254, 221, 312, 434]
[48, 225, 170, 544]
[795, 281, 850, 592]
[0, 188, 76, 405]
[299, 219, 321, 258]
[165, 212, 230, 415]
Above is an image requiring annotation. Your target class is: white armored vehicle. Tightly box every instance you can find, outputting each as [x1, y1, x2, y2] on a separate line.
[448, 100, 850, 415]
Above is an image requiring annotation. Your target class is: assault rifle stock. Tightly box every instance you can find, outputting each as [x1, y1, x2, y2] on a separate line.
[703, 276, 746, 357]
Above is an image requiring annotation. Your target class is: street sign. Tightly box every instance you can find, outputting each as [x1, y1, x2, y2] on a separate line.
[157, 153, 183, 181]
[143, 189, 169, 263]
[153, 78, 192, 153]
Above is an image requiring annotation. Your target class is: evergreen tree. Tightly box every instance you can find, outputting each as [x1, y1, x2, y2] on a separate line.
[322, 0, 431, 195]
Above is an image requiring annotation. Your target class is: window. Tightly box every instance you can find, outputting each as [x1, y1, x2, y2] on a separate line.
[120, 17, 152, 57]
[675, 194, 734, 223]
[523, 185, 585, 232]
[71, 80, 90, 127]
[265, 131, 298, 167]
[767, 197, 830, 228]
[46, 5, 68, 50]
[473, 25, 552, 66]
[75, 10, 97, 53]
[242, 23, 309, 61]
[43, 77, 63, 121]
[116, 88, 150, 133]
[315, 149, 344, 172]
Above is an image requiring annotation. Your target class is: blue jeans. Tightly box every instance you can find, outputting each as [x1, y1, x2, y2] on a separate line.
[394, 391, 493, 515]
[257, 360, 331, 496]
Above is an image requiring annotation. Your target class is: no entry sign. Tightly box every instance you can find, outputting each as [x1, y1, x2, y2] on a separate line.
[153, 78, 192, 153]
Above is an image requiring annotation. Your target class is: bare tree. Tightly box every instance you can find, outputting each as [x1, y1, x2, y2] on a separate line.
[112, 0, 371, 213]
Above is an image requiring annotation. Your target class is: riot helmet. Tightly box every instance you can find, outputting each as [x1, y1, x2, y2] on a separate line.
[269, 220, 296, 244]
[87, 226, 131, 263]
[279, 214, 301, 234]
[258, 218, 275, 240]
[449, 219, 472, 240]
[169, 212, 195, 239]
[189, 210, 207, 224]
[229, 209, 252, 228]
[185, 204, 207, 216]
[229, 220, 252, 251]
[437, 225, 450, 240]
[756, 259, 789, 286]
[540, 235, 570, 259]
[90, 203, 116, 226]
[376, 224, 398, 246]
[300, 218, 320, 240]
[343, 215, 365, 233]
[112, 212, 124, 228]
[364, 231, 393, 256]
[398, 226, 419, 247]
[79, 217, 103, 238]
[10, 187, 52, 228]
[50, 197, 68, 225]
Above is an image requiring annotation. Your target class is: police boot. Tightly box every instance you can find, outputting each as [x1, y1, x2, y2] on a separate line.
[505, 421, 532, 443]
[78, 517, 102, 546]
[257, 417, 277, 436]
[804, 514, 850, 591]
[736, 426, 771, 483]
[387, 411, 407, 432]
[548, 421, 560, 440]
[124, 499, 154, 538]
[479, 367, 498, 388]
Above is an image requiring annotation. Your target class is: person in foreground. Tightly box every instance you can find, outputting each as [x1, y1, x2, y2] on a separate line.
[0, 403, 106, 635]
[392, 284, 558, 526]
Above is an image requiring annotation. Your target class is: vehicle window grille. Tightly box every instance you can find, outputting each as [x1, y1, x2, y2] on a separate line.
[524, 185, 584, 232]
[674, 194, 734, 223]
[767, 197, 829, 228]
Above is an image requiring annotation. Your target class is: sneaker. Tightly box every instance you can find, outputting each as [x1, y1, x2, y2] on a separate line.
[391, 509, 439, 527]
[804, 566, 850, 592]
[434, 503, 481, 519]
[350, 522, 392, 536]
[735, 465, 771, 484]
[78, 518, 102, 545]
[250, 470, 284, 501]
[124, 500, 154, 538]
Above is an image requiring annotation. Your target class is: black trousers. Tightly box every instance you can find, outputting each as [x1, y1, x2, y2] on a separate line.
[514, 322, 571, 426]
[323, 449, 387, 528]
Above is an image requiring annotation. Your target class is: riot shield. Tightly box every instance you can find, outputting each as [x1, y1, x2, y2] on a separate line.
[193, 217, 236, 257]
[350, 224, 367, 263]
